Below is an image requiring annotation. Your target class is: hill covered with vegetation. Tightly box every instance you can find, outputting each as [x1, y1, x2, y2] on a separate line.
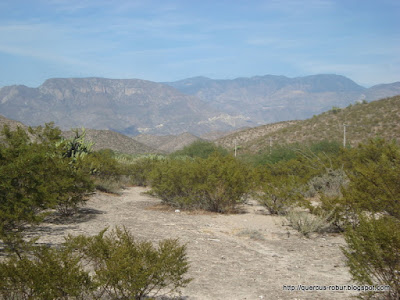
[217, 95, 400, 154]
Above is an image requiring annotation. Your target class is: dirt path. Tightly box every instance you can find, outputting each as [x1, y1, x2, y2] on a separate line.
[36, 187, 359, 300]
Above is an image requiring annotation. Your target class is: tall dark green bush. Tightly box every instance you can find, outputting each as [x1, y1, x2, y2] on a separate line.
[149, 153, 251, 212]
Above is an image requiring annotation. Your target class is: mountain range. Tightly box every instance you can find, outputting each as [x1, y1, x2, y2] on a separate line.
[0, 74, 399, 136]
[0, 77, 250, 136]
[165, 74, 400, 125]
[2, 94, 400, 155]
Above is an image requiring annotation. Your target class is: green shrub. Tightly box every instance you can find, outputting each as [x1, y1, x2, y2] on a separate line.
[51, 158, 94, 216]
[255, 175, 305, 215]
[170, 140, 228, 159]
[0, 124, 93, 252]
[249, 144, 298, 166]
[330, 106, 341, 114]
[343, 216, 400, 299]
[309, 140, 341, 155]
[245, 140, 341, 167]
[338, 139, 400, 299]
[0, 227, 191, 300]
[341, 138, 400, 219]
[149, 153, 252, 213]
[79, 150, 128, 194]
[82, 150, 122, 181]
[66, 227, 191, 299]
[0, 245, 93, 300]
[126, 156, 164, 186]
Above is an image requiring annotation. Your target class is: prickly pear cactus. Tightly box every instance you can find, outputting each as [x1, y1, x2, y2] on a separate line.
[59, 128, 94, 161]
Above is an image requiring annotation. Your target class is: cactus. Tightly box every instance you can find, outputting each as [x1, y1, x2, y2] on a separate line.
[59, 128, 94, 161]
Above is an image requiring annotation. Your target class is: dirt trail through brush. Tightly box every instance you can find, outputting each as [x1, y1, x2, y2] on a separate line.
[37, 187, 359, 300]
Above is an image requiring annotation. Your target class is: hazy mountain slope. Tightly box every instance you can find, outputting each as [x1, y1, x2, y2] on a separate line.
[363, 82, 400, 101]
[0, 78, 250, 136]
[62, 129, 156, 155]
[166, 74, 399, 125]
[0, 114, 27, 131]
[132, 134, 174, 151]
[217, 95, 400, 153]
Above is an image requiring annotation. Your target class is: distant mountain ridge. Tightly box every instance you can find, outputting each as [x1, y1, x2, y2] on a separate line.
[1, 75, 399, 137]
[0, 77, 250, 136]
[165, 74, 400, 125]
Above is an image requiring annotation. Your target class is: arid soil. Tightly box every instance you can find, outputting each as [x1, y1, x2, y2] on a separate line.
[34, 187, 359, 300]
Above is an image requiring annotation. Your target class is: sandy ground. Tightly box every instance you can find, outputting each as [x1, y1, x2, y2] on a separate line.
[33, 187, 359, 300]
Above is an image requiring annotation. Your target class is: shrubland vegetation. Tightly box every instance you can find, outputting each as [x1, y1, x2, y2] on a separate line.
[0, 124, 191, 299]
[1, 120, 399, 299]
[170, 140, 228, 159]
[0, 227, 190, 299]
[148, 152, 251, 212]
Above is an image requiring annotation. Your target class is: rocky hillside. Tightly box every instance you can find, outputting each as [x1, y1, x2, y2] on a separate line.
[0, 78, 250, 136]
[166, 74, 400, 125]
[216, 95, 400, 153]
[0, 114, 27, 131]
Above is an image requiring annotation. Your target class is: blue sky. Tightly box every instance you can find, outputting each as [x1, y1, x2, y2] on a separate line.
[0, 0, 399, 88]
